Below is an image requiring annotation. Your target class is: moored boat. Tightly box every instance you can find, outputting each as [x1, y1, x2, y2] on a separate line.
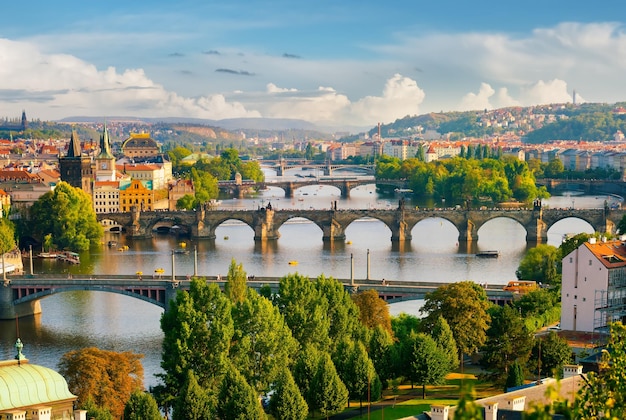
[476, 250, 500, 258]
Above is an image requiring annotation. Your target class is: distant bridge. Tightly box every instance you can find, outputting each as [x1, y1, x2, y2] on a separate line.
[260, 160, 375, 177]
[536, 178, 626, 196]
[97, 203, 625, 244]
[217, 176, 400, 198]
[0, 274, 514, 319]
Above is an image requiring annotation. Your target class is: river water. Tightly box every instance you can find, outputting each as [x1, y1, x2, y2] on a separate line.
[0, 170, 620, 388]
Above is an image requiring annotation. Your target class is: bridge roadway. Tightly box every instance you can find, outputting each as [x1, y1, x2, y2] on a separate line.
[0, 274, 514, 320]
[97, 204, 625, 243]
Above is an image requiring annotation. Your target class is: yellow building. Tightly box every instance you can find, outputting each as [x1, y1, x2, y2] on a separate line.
[119, 179, 154, 212]
[0, 339, 83, 419]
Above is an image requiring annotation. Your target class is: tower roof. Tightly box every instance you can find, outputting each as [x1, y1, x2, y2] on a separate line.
[66, 130, 81, 158]
[97, 122, 115, 160]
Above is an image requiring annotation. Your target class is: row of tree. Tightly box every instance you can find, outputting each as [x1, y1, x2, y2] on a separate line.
[376, 155, 549, 204]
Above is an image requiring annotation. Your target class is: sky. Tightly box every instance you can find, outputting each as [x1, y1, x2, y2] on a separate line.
[2, 1, 626, 131]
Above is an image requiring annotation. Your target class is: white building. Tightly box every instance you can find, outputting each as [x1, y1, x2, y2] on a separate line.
[561, 237, 626, 333]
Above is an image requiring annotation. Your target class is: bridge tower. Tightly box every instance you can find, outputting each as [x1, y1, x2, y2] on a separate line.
[526, 199, 548, 242]
[390, 200, 411, 241]
[277, 160, 286, 176]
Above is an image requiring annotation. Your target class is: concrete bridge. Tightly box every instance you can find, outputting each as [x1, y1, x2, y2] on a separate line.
[536, 178, 626, 197]
[0, 274, 514, 319]
[97, 203, 626, 243]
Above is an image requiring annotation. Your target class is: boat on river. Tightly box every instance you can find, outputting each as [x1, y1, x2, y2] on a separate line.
[38, 252, 59, 259]
[57, 251, 80, 264]
[476, 250, 500, 258]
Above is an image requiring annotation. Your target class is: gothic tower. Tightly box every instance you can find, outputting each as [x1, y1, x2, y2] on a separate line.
[59, 129, 93, 194]
[95, 123, 116, 181]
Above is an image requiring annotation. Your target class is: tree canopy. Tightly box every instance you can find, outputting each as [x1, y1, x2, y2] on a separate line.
[28, 181, 103, 251]
[58, 347, 144, 419]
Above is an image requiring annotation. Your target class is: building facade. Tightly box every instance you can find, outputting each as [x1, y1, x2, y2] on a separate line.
[561, 237, 626, 332]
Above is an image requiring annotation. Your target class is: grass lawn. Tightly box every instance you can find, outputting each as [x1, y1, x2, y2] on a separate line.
[318, 370, 501, 420]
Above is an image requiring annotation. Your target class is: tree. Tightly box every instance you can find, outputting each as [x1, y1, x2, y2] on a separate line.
[123, 390, 163, 420]
[230, 289, 298, 394]
[81, 397, 114, 420]
[480, 304, 534, 386]
[333, 339, 378, 407]
[269, 367, 308, 420]
[0, 218, 15, 255]
[29, 181, 103, 251]
[368, 325, 395, 387]
[575, 322, 626, 417]
[159, 279, 233, 398]
[275, 273, 330, 351]
[309, 352, 349, 418]
[406, 333, 450, 399]
[391, 313, 420, 343]
[315, 275, 365, 350]
[225, 258, 248, 304]
[530, 332, 573, 378]
[516, 244, 560, 285]
[58, 347, 144, 419]
[352, 289, 392, 335]
[421, 281, 491, 358]
[173, 370, 216, 420]
[217, 363, 267, 420]
[430, 316, 459, 371]
[292, 344, 321, 409]
[505, 360, 524, 391]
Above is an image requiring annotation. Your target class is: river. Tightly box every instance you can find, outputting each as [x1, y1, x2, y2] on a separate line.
[0, 170, 620, 388]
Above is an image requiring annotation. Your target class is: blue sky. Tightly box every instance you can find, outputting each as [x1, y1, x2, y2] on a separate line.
[2, 1, 626, 131]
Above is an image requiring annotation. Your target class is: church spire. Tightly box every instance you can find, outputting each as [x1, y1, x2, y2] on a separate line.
[97, 122, 114, 159]
[67, 129, 81, 158]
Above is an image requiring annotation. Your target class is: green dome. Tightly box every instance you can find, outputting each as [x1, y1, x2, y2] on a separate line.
[0, 361, 76, 411]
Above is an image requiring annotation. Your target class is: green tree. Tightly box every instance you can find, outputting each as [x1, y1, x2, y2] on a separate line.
[292, 344, 321, 409]
[316, 275, 364, 350]
[309, 352, 349, 417]
[217, 363, 267, 419]
[173, 370, 216, 420]
[269, 367, 308, 420]
[453, 387, 483, 420]
[530, 332, 573, 378]
[617, 215, 626, 235]
[159, 279, 233, 398]
[123, 390, 163, 420]
[29, 181, 103, 251]
[405, 333, 450, 398]
[176, 193, 196, 210]
[575, 322, 626, 418]
[480, 305, 534, 386]
[276, 273, 330, 351]
[504, 360, 525, 391]
[368, 325, 395, 387]
[230, 289, 298, 394]
[333, 339, 378, 407]
[81, 397, 114, 420]
[0, 218, 15, 255]
[421, 281, 491, 359]
[391, 313, 420, 343]
[225, 258, 248, 304]
[430, 316, 459, 371]
[516, 244, 560, 285]
[58, 347, 144, 419]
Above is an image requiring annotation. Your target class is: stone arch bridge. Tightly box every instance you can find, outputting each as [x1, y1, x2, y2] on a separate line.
[97, 204, 626, 243]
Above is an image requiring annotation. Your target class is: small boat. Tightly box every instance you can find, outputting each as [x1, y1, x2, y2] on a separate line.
[107, 240, 118, 247]
[288, 260, 298, 265]
[38, 252, 59, 259]
[346, 241, 352, 245]
[476, 251, 500, 258]
[174, 249, 189, 255]
[58, 251, 80, 265]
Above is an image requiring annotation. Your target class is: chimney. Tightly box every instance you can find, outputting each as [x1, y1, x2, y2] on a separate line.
[484, 402, 498, 420]
[589, 237, 596, 244]
[505, 396, 526, 411]
[74, 410, 87, 420]
[563, 364, 583, 378]
[430, 405, 449, 420]
[30, 407, 51, 420]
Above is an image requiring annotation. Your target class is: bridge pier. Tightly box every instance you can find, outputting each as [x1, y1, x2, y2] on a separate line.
[0, 283, 42, 320]
[457, 220, 478, 243]
[391, 220, 412, 242]
[322, 218, 346, 242]
[254, 208, 281, 241]
[526, 219, 548, 243]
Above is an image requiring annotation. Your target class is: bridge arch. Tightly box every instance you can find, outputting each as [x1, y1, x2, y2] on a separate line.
[99, 218, 125, 232]
[12, 286, 168, 310]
